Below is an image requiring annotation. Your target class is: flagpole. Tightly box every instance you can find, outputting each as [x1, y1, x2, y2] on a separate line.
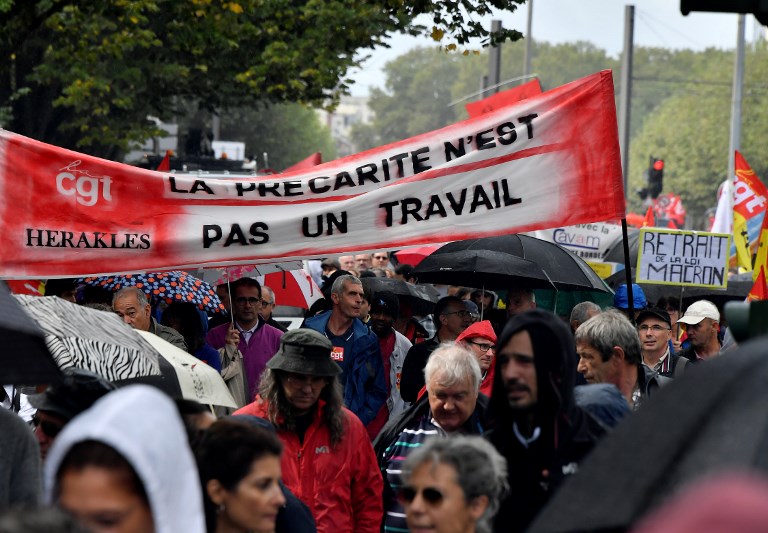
[621, 218, 634, 315]
[727, 15, 746, 189]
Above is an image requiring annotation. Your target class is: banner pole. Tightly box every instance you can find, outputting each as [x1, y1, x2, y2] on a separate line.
[621, 218, 634, 315]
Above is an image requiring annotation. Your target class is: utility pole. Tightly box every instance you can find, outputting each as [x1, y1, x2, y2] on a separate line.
[485, 20, 503, 98]
[523, 0, 534, 77]
[618, 5, 634, 200]
[728, 15, 746, 184]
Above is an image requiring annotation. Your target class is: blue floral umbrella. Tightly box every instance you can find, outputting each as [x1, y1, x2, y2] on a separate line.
[77, 271, 225, 314]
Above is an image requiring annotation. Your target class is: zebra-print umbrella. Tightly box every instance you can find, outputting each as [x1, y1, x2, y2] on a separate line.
[14, 295, 161, 382]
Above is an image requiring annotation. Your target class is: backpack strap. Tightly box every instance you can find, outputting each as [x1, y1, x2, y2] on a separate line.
[673, 355, 689, 379]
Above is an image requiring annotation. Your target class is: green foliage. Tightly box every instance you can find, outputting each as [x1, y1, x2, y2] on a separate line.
[351, 47, 465, 150]
[358, 38, 768, 228]
[0, 0, 524, 158]
[219, 103, 337, 171]
[358, 39, 617, 149]
[628, 42, 768, 225]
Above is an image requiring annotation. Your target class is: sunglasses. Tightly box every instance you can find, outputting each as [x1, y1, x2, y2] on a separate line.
[32, 415, 64, 438]
[399, 486, 444, 505]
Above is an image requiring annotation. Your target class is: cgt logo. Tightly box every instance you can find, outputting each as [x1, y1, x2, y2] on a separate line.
[55, 161, 113, 206]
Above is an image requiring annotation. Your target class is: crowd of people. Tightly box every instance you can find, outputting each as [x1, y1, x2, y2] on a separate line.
[0, 249, 746, 533]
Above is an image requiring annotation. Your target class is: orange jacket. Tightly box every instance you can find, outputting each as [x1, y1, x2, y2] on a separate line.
[235, 397, 383, 533]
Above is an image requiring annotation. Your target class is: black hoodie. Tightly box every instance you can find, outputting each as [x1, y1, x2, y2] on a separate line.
[487, 309, 605, 533]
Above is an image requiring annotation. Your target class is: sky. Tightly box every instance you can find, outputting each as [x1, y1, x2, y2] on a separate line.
[347, 0, 762, 96]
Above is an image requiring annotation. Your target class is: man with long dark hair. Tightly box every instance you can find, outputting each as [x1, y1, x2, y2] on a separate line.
[234, 328, 383, 533]
[487, 309, 606, 532]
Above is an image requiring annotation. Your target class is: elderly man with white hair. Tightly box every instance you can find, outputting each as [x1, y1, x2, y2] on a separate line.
[373, 343, 489, 533]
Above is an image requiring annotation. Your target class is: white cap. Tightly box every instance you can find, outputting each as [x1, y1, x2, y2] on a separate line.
[677, 300, 720, 325]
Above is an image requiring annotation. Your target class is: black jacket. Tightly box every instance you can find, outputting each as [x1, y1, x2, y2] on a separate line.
[487, 309, 606, 533]
[399, 337, 440, 403]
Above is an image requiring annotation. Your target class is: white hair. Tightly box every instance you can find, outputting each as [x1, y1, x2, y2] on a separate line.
[424, 343, 481, 395]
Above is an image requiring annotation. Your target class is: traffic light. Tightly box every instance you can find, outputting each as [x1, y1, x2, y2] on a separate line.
[681, 1, 768, 26]
[649, 158, 664, 199]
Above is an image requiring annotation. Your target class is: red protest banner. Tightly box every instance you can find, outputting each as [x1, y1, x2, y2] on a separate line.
[465, 79, 543, 118]
[0, 70, 624, 278]
[283, 152, 322, 173]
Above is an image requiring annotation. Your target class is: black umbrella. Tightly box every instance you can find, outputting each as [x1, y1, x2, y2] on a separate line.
[528, 336, 768, 533]
[603, 227, 641, 265]
[0, 283, 61, 384]
[605, 268, 752, 309]
[361, 277, 438, 316]
[413, 249, 554, 289]
[414, 234, 610, 292]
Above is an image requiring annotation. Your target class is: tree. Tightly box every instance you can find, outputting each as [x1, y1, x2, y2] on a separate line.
[219, 103, 337, 172]
[627, 43, 768, 226]
[357, 39, 617, 148]
[354, 36, 768, 228]
[0, 0, 525, 158]
[351, 47, 464, 150]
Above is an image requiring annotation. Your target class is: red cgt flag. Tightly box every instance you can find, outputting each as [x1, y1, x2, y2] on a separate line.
[155, 150, 173, 172]
[748, 266, 768, 301]
[642, 206, 655, 227]
[283, 152, 322, 173]
[466, 79, 543, 118]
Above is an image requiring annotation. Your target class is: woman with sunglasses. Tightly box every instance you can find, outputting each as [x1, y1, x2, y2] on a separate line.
[400, 436, 508, 533]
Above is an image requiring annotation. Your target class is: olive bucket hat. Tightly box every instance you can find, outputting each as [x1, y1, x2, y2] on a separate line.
[266, 328, 341, 377]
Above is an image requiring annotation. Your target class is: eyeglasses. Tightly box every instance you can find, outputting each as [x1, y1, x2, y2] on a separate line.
[285, 373, 328, 388]
[468, 341, 494, 352]
[262, 300, 274, 306]
[32, 415, 64, 438]
[443, 310, 471, 318]
[638, 324, 671, 332]
[235, 297, 262, 306]
[399, 486, 444, 505]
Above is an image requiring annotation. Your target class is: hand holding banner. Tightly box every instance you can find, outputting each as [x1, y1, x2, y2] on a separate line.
[637, 228, 731, 288]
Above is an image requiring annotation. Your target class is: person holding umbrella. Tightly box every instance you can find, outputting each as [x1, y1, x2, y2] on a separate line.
[207, 278, 283, 401]
[113, 286, 187, 350]
[400, 296, 472, 403]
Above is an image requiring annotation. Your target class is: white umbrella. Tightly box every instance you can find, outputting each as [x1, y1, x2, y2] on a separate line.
[136, 330, 237, 408]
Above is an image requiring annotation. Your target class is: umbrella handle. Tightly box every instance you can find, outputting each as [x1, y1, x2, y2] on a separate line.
[227, 273, 234, 327]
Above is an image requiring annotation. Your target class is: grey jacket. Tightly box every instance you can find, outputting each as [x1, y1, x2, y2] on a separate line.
[0, 408, 41, 507]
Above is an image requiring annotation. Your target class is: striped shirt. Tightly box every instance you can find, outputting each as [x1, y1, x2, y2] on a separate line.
[383, 415, 443, 533]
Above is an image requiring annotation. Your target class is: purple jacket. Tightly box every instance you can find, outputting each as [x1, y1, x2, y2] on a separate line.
[206, 318, 283, 400]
